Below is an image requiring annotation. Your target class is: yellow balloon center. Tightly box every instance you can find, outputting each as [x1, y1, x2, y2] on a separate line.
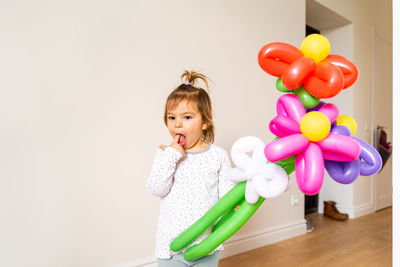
[301, 34, 330, 63]
[300, 111, 331, 142]
[336, 115, 357, 135]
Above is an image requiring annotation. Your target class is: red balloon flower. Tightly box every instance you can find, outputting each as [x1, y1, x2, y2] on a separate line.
[258, 42, 358, 99]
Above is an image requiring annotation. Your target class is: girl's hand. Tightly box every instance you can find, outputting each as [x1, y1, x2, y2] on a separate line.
[159, 135, 186, 157]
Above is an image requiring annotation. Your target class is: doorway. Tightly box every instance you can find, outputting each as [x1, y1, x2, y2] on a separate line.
[304, 24, 320, 216]
[372, 30, 393, 211]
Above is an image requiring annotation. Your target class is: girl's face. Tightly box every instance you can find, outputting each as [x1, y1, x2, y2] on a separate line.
[166, 101, 208, 152]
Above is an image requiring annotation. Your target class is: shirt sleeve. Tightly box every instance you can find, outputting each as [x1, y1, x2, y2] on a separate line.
[218, 149, 236, 199]
[146, 147, 183, 197]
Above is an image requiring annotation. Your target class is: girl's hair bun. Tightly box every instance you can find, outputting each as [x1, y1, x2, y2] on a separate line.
[180, 70, 211, 92]
[164, 69, 215, 143]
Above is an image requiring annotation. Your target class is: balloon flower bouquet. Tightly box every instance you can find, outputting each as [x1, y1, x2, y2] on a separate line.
[170, 34, 382, 261]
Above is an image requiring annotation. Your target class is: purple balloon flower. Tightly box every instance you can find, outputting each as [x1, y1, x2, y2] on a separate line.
[325, 125, 382, 184]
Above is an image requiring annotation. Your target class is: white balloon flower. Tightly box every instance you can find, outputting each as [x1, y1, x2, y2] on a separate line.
[228, 136, 289, 204]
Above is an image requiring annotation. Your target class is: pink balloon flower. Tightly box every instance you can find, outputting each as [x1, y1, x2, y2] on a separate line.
[264, 94, 361, 195]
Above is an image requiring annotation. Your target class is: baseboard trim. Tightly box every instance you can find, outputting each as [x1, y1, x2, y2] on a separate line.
[113, 256, 157, 267]
[351, 203, 375, 218]
[116, 219, 307, 266]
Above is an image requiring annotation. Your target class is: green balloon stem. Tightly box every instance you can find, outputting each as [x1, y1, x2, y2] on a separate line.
[184, 196, 265, 261]
[294, 86, 320, 109]
[212, 197, 246, 233]
[276, 158, 295, 175]
[171, 140, 296, 261]
[170, 182, 246, 252]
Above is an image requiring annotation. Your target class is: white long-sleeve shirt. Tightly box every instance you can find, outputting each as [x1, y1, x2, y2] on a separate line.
[146, 144, 235, 259]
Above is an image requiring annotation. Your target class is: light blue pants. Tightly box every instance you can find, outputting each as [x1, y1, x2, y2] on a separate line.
[157, 251, 220, 267]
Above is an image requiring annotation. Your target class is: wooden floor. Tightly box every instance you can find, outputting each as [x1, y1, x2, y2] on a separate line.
[220, 207, 392, 267]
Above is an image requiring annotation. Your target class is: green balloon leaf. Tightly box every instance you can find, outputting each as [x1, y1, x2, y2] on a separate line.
[294, 86, 320, 109]
[275, 155, 296, 175]
[276, 78, 291, 92]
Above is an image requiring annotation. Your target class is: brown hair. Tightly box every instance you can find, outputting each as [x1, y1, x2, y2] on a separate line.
[164, 70, 215, 143]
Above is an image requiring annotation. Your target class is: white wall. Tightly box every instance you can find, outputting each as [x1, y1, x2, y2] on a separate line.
[315, 0, 392, 217]
[317, 24, 356, 214]
[0, 0, 392, 266]
[0, 1, 307, 266]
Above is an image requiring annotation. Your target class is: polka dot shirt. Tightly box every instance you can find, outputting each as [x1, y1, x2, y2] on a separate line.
[146, 144, 235, 259]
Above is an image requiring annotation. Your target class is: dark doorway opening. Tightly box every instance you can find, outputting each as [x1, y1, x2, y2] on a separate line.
[304, 24, 320, 216]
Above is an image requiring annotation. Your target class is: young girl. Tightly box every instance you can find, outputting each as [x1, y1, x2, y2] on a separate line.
[146, 70, 235, 266]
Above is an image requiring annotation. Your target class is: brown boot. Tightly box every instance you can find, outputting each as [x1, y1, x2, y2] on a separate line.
[323, 201, 348, 221]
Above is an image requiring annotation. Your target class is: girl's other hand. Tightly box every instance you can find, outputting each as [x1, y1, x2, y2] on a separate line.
[159, 135, 186, 157]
